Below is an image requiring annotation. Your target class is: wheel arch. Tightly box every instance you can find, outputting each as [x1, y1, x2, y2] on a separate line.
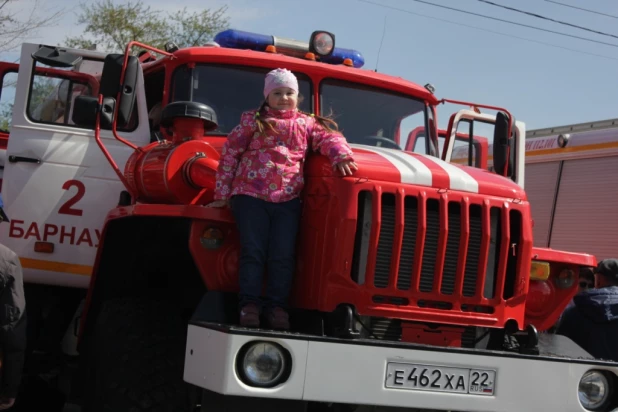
[77, 215, 206, 351]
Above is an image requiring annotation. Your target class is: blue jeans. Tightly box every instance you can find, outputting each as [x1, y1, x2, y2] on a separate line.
[231, 195, 302, 310]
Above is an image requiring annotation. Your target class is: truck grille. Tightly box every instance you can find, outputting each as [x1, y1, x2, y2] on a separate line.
[351, 190, 522, 314]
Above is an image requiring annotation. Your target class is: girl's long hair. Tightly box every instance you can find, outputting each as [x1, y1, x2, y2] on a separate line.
[254, 94, 341, 136]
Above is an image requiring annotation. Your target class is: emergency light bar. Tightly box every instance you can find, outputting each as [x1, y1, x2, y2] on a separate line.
[213, 29, 365, 68]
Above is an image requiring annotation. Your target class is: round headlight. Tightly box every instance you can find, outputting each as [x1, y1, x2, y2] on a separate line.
[310, 31, 334, 56]
[556, 268, 576, 289]
[238, 342, 289, 388]
[579, 370, 611, 410]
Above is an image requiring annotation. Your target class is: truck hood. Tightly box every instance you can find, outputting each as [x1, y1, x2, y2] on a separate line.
[306, 144, 526, 200]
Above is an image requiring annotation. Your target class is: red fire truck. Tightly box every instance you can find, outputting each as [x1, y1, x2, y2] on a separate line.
[439, 117, 618, 262]
[0, 29, 614, 412]
[524, 119, 618, 262]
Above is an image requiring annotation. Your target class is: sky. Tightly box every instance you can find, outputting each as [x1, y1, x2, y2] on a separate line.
[2, 0, 618, 131]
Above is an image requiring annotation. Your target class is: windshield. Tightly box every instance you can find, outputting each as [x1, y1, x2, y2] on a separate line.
[171, 64, 312, 135]
[171, 64, 435, 155]
[319, 78, 430, 152]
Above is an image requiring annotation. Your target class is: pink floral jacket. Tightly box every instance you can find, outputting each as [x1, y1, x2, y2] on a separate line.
[214, 107, 355, 203]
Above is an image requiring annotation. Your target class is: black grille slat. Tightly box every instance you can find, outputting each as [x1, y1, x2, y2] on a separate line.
[441, 203, 461, 295]
[503, 210, 521, 300]
[419, 199, 440, 292]
[463, 205, 483, 297]
[397, 197, 418, 290]
[484, 207, 502, 299]
[374, 194, 395, 288]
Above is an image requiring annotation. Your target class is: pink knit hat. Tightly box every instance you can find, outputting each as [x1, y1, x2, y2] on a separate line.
[263, 68, 298, 98]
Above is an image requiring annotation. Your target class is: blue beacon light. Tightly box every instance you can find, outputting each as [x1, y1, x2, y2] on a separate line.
[213, 29, 365, 69]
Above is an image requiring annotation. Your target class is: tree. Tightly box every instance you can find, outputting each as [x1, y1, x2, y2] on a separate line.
[0, 0, 65, 54]
[0, 71, 17, 128]
[0, 0, 63, 132]
[168, 7, 230, 49]
[0, 102, 12, 132]
[63, 0, 230, 53]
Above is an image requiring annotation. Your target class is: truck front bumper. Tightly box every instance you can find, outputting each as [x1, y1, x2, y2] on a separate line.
[184, 321, 618, 412]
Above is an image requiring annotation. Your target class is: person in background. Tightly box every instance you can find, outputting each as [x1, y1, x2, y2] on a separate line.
[555, 259, 618, 362]
[0, 194, 27, 410]
[547, 267, 596, 333]
[578, 267, 595, 293]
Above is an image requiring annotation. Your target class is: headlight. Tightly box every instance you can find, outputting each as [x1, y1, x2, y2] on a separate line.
[579, 370, 611, 411]
[236, 341, 291, 388]
[555, 268, 576, 289]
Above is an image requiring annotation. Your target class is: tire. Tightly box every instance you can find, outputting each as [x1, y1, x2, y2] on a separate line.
[81, 296, 195, 412]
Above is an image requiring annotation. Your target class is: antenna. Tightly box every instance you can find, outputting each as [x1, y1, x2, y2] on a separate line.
[375, 14, 387, 72]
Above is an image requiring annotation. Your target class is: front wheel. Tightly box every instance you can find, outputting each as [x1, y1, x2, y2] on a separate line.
[81, 296, 197, 412]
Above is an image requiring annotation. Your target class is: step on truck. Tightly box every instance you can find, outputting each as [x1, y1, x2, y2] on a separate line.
[0, 29, 614, 412]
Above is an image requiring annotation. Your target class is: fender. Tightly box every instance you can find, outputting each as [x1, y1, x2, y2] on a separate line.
[524, 246, 597, 331]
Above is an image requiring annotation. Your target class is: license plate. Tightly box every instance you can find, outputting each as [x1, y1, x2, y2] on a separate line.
[385, 362, 496, 396]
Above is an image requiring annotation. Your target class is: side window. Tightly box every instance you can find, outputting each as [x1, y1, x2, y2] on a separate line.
[28, 74, 92, 125]
[0, 70, 18, 135]
[24, 57, 144, 132]
[411, 132, 437, 156]
[26, 60, 98, 127]
[405, 109, 438, 156]
[144, 69, 165, 142]
[413, 134, 426, 154]
[399, 114, 425, 153]
[450, 119, 495, 168]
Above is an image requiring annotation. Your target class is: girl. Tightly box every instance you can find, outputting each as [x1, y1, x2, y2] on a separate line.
[206, 68, 357, 330]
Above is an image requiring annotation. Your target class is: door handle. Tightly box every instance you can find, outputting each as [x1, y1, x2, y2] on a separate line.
[8, 155, 41, 164]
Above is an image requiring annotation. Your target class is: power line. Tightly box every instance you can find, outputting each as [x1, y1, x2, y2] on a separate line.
[544, 0, 618, 20]
[357, 0, 618, 50]
[359, 0, 618, 49]
[356, 0, 618, 61]
[476, 0, 618, 40]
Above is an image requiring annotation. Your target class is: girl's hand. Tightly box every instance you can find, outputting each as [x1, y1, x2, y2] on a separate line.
[204, 199, 229, 208]
[335, 160, 358, 176]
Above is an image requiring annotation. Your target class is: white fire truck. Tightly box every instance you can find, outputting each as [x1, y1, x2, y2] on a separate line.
[0, 29, 614, 412]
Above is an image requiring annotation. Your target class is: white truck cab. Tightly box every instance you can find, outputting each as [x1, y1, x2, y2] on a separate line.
[0, 44, 150, 287]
